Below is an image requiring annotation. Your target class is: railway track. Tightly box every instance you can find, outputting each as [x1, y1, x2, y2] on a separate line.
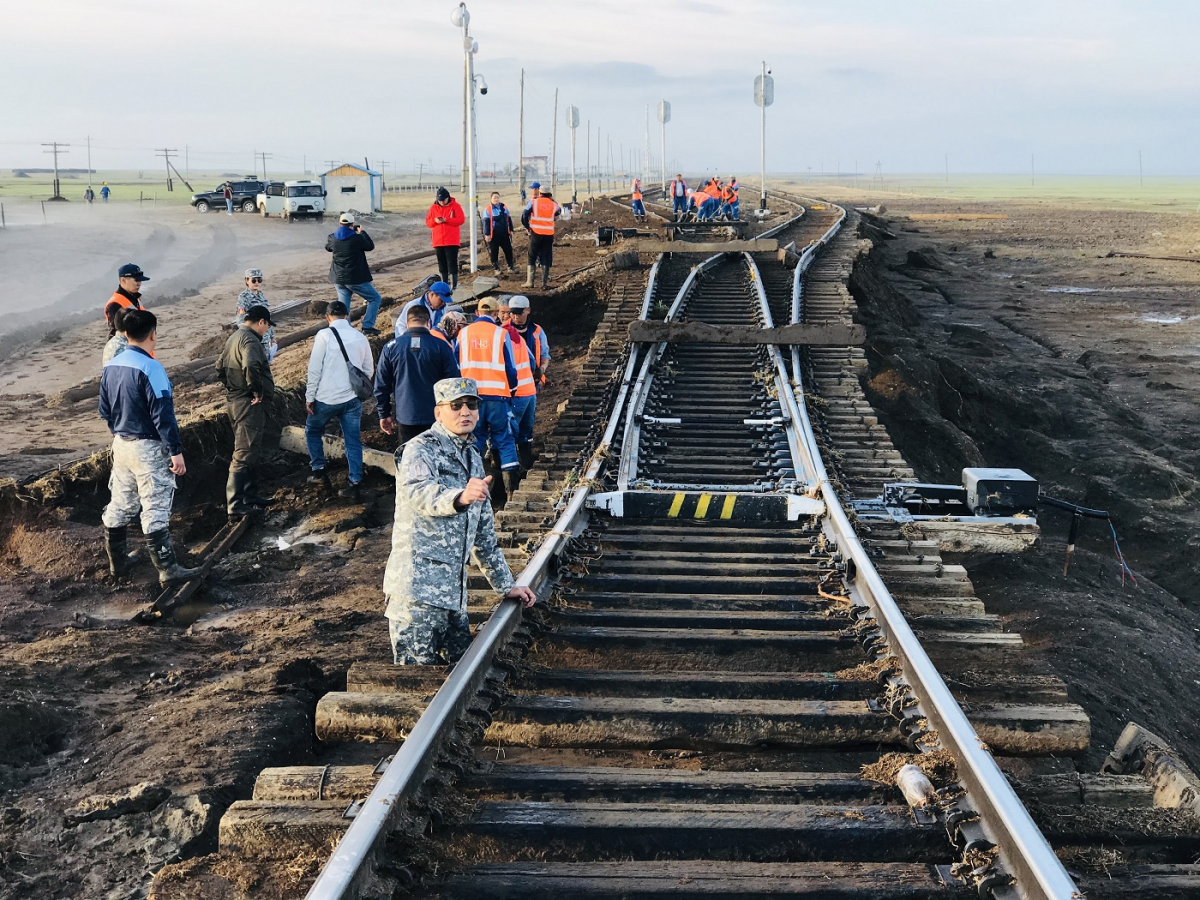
[189, 195, 1200, 900]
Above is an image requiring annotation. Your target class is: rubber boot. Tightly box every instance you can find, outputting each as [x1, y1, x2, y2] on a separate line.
[524, 265, 535, 288]
[243, 470, 272, 507]
[146, 529, 200, 586]
[504, 469, 522, 498]
[226, 470, 252, 520]
[517, 441, 534, 473]
[103, 526, 139, 578]
[541, 266, 550, 289]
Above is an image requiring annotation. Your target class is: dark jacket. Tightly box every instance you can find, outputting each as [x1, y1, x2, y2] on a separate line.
[374, 326, 460, 425]
[326, 226, 375, 285]
[217, 325, 275, 401]
[99, 346, 183, 455]
[482, 202, 513, 239]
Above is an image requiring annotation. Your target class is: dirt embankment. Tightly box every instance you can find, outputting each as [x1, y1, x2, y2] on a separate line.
[847, 202, 1200, 771]
[0, 199, 628, 898]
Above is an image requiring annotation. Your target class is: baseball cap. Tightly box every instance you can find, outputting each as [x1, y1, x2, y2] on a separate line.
[436, 187, 451, 202]
[339, 212, 355, 225]
[434, 377, 481, 404]
[508, 295, 530, 310]
[327, 300, 349, 316]
[476, 298, 499, 314]
[530, 181, 541, 189]
[118, 263, 149, 282]
[429, 281, 453, 297]
[243, 304, 276, 325]
[443, 304, 465, 315]
[245, 268, 263, 280]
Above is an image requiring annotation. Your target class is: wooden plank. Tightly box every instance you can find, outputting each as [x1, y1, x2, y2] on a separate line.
[460, 802, 946, 861]
[253, 765, 380, 802]
[636, 239, 779, 253]
[629, 319, 865, 347]
[442, 860, 963, 899]
[486, 696, 900, 749]
[280, 425, 396, 475]
[314, 691, 428, 743]
[218, 800, 348, 858]
[967, 703, 1091, 756]
[1079, 865, 1200, 900]
[346, 661, 506, 694]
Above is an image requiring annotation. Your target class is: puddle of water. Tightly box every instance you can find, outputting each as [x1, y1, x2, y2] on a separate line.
[263, 528, 333, 552]
[1044, 286, 1099, 294]
[992, 273, 1014, 279]
[1138, 314, 1195, 325]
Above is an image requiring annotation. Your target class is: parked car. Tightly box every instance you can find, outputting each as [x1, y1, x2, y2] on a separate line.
[257, 180, 327, 222]
[190, 179, 268, 213]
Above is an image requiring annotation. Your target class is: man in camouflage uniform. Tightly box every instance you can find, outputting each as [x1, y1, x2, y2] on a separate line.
[384, 377, 536, 665]
[99, 308, 199, 585]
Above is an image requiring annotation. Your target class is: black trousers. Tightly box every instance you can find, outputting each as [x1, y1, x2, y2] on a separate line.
[434, 245, 459, 287]
[528, 233, 554, 267]
[398, 421, 431, 446]
[227, 394, 266, 472]
[488, 233, 514, 269]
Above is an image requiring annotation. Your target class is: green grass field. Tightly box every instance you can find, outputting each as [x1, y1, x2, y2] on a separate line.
[770, 173, 1200, 214]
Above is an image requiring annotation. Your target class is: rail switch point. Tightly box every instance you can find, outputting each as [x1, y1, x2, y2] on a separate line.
[962, 467, 1038, 516]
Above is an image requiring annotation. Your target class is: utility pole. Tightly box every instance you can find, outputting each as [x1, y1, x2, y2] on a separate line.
[302, 153, 307, 176]
[461, 51, 469, 193]
[42, 142, 69, 200]
[325, 159, 338, 172]
[566, 105, 579, 204]
[754, 62, 774, 211]
[86, 136, 93, 188]
[658, 100, 671, 193]
[258, 151, 272, 181]
[551, 87, 559, 196]
[416, 162, 425, 188]
[155, 148, 178, 191]
[518, 68, 525, 201]
[586, 120, 591, 195]
[643, 104, 650, 187]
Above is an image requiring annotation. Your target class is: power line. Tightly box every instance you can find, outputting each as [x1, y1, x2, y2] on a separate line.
[42, 142, 69, 200]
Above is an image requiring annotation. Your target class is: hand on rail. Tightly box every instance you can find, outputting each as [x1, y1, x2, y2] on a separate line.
[505, 584, 537, 608]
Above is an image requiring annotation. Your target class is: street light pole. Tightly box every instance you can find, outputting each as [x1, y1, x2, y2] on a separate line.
[453, 3, 481, 274]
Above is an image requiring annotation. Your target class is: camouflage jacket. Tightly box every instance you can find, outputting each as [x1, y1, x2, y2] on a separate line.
[383, 422, 514, 617]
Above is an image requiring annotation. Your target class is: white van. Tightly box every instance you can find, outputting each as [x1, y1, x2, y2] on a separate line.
[257, 180, 327, 221]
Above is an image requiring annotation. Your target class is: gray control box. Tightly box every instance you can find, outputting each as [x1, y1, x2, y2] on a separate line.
[962, 468, 1038, 516]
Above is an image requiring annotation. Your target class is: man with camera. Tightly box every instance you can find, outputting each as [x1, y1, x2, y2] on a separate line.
[326, 213, 384, 336]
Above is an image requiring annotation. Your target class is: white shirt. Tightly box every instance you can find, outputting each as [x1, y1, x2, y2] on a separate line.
[306, 319, 375, 404]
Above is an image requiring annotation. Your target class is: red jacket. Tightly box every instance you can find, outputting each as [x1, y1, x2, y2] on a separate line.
[426, 199, 465, 247]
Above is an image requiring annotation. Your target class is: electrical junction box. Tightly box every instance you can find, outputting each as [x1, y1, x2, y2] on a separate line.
[962, 468, 1038, 516]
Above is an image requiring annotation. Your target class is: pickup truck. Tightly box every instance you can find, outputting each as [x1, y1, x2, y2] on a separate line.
[257, 180, 327, 221]
[190, 179, 268, 213]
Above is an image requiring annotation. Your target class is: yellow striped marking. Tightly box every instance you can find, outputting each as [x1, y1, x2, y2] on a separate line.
[720, 494, 736, 519]
[667, 493, 686, 517]
[694, 492, 713, 518]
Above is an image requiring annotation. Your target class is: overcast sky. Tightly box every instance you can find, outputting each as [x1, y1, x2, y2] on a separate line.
[3, 0, 1199, 179]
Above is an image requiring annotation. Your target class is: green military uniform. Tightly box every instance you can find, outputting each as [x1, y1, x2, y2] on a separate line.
[217, 323, 275, 516]
[384, 378, 515, 665]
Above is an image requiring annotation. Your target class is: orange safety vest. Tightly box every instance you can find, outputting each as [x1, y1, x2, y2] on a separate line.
[721, 186, 734, 202]
[430, 328, 451, 345]
[631, 180, 643, 200]
[105, 290, 138, 318]
[507, 327, 537, 397]
[705, 184, 721, 199]
[669, 179, 686, 198]
[514, 324, 546, 386]
[458, 320, 510, 397]
[529, 196, 557, 236]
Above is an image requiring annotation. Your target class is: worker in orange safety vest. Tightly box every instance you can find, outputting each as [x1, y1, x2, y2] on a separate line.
[457, 297, 521, 495]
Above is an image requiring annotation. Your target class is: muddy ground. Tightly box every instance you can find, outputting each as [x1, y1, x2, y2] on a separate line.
[0, 198, 641, 900]
[846, 199, 1200, 773]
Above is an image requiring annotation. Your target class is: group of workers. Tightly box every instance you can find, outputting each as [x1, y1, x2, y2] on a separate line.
[95, 231, 551, 666]
[426, 183, 563, 291]
[632, 174, 741, 223]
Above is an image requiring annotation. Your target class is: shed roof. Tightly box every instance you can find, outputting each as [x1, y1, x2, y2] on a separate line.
[323, 163, 382, 177]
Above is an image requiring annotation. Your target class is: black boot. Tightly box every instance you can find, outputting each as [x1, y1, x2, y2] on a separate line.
[504, 468, 522, 498]
[146, 529, 200, 587]
[541, 266, 551, 288]
[517, 441, 535, 473]
[227, 470, 252, 520]
[243, 470, 272, 507]
[103, 526, 139, 577]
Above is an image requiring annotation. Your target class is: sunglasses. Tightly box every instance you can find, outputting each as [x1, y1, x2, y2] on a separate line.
[250, 278, 263, 284]
[440, 398, 479, 411]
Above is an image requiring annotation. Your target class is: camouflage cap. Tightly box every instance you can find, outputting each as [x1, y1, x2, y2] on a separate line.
[434, 377, 481, 404]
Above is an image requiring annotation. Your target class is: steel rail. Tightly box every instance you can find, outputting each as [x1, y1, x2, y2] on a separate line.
[304, 258, 661, 900]
[782, 203, 1082, 900]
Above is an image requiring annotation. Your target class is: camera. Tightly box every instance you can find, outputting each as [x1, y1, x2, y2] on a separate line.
[479, 85, 488, 95]
[475, 74, 488, 95]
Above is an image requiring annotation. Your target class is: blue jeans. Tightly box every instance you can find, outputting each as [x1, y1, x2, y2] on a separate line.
[631, 199, 645, 218]
[336, 282, 383, 330]
[305, 398, 364, 484]
[730, 200, 739, 220]
[672, 196, 687, 218]
[511, 395, 536, 443]
[225, 198, 233, 213]
[473, 397, 518, 470]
